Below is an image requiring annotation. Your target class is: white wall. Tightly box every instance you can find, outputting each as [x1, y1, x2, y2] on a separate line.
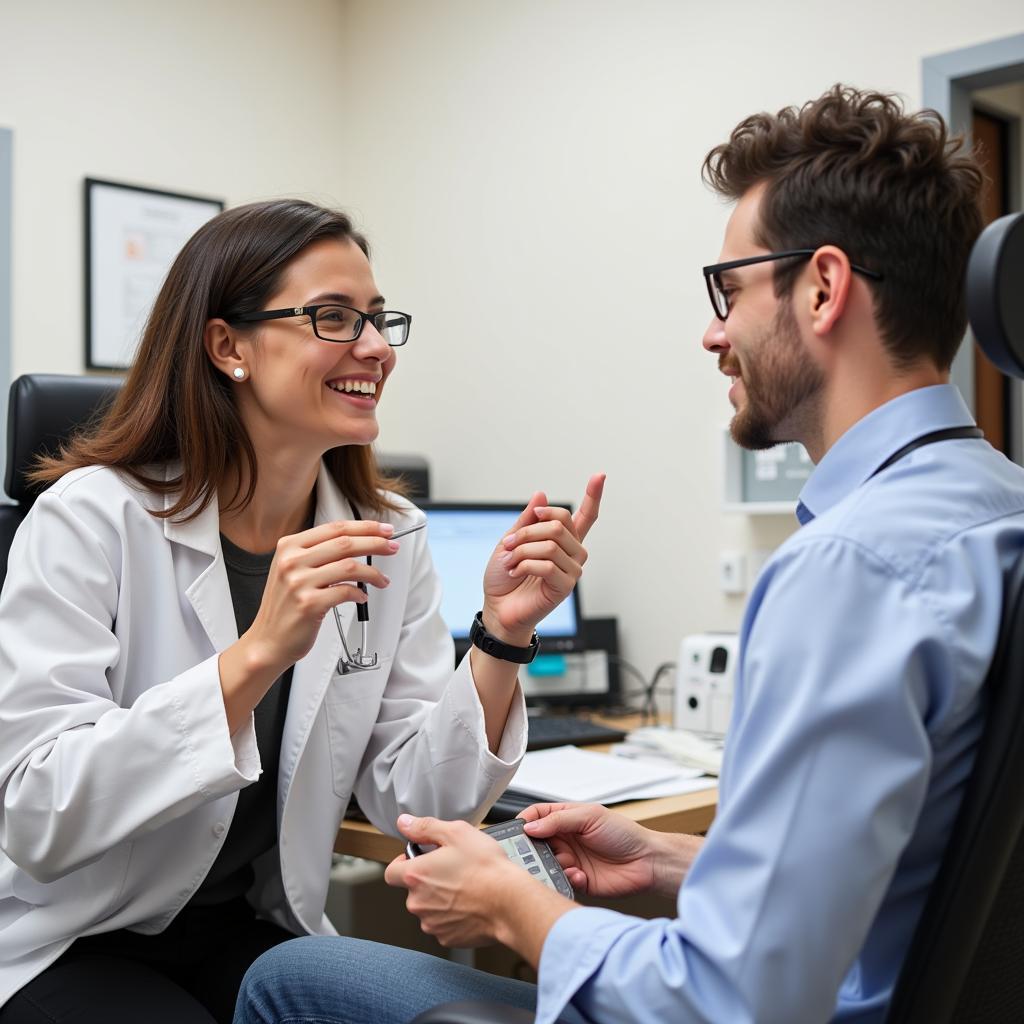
[0, 0, 354, 372]
[3, 1, 1024, 685]
[337, 0, 1024, 680]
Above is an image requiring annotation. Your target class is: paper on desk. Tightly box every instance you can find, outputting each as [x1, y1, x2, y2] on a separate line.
[510, 745, 712, 804]
[614, 774, 718, 801]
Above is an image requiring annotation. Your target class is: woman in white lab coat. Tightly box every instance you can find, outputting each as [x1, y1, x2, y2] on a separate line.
[0, 199, 603, 1024]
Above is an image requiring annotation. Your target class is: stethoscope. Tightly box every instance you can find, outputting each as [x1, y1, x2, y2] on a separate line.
[333, 504, 425, 674]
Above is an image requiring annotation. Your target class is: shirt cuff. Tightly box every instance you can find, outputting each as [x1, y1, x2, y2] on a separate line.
[449, 651, 528, 770]
[536, 906, 640, 1024]
[170, 654, 261, 793]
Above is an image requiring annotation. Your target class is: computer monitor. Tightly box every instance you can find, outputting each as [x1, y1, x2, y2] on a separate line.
[420, 502, 581, 653]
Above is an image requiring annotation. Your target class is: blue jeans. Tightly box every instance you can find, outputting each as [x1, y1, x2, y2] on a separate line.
[232, 936, 586, 1024]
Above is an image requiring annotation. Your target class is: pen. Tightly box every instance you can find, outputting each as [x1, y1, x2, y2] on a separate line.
[348, 522, 427, 661]
[390, 521, 427, 540]
[358, 528, 425, 622]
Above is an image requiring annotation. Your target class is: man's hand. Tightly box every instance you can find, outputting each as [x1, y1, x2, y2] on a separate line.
[385, 814, 577, 964]
[518, 802, 658, 897]
[521, 802, 701, 899]
[385, 815, 532, 947]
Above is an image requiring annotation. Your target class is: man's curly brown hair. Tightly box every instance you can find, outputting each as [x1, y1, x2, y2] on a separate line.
[703, 85, 985, 370]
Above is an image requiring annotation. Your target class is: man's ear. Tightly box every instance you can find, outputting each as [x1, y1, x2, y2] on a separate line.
[204, 318, 248, 381]
[803, 246, 853, 336]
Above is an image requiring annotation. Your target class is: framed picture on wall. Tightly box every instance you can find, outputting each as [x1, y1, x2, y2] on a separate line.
[84, 178, 224, 370]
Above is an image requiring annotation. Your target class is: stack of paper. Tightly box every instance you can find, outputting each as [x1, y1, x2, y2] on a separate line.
[510, 745, 717, 804]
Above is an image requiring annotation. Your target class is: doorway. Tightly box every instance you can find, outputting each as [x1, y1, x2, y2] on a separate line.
[971, 101, 1016, 453]
[923, 33, 1024, 461]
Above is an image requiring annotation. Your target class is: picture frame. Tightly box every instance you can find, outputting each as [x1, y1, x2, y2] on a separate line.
[84, 177, 224, 370]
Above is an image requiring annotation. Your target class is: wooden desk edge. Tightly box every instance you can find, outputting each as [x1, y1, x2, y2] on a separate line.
[335, 787, 719, 864]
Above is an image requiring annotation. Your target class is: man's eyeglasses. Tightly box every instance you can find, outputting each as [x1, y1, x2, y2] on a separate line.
[702, 249, 884, 321]
[231, 304, 412, 346]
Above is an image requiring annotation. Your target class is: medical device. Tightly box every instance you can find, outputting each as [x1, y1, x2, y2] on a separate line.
[673, 633, 739, 736]
[406, 818, 574, 899]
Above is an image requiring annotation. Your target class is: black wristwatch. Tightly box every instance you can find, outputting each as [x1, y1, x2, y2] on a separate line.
[469, 611, 539, 664]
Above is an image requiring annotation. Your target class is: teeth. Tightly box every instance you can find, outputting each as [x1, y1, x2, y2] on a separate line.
[329, 380, 377, 395]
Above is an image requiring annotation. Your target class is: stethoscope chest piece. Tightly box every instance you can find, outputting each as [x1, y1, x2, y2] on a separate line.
[334, 604, 379, 674]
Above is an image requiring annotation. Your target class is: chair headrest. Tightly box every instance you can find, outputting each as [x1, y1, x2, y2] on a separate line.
[967, 211, 1024, 379]
[4, 373, 123, 503]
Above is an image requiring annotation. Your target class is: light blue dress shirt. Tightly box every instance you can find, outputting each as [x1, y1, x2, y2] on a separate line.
[536, 385, 1024, 1024]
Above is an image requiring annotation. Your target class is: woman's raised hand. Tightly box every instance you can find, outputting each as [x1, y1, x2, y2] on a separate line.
[245, 520, 398, 675]
[480, 473, 605, 642]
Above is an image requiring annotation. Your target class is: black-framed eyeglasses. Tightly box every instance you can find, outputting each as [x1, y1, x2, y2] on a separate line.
[702, 248, 884, 321]
[231, 304, 412, 346]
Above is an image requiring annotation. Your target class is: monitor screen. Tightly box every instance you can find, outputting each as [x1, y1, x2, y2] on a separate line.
[420, 502, 580, 651]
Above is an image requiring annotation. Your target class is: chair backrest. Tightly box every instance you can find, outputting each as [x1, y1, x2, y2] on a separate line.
[0, 373, 122, 587]
[886, 551, 1024, 1021]
[378, 451, 430, 502]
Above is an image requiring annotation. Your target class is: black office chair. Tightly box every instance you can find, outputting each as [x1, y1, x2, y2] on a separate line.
[411, 1005, 532, 1024]
[411, 214, 1024, 1024]
[0, 373, 122, 588]
[884, 212, 1024, 1023]
[379, 452, 430, 502]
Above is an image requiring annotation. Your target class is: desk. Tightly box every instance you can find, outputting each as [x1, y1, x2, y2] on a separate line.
[334, 716, 719, 864]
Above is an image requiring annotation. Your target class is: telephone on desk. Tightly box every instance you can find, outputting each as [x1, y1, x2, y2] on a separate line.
[618, 726, 724, 776]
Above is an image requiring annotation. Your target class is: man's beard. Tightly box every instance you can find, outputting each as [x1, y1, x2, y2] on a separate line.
[728, 299, 824, 451]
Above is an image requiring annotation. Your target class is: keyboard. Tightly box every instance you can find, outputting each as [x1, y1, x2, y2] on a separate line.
[526, 714, 627, 751]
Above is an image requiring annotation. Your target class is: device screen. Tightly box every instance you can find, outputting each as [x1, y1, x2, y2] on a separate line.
[483, 819, 574, 899]
[495, 833, 558, 890]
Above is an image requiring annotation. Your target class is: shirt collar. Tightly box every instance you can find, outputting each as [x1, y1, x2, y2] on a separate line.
[797, 384, 975, 521]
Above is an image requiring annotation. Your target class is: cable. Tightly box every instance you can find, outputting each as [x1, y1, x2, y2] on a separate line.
[645, 661, 677, 723]
[604, 653, 677, 724]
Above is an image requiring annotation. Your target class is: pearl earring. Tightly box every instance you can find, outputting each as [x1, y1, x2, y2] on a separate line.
[233, 368, 246, 380]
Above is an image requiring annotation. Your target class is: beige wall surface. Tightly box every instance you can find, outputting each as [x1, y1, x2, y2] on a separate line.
[0, 0, 354, 373]
[3, 1, 1024, 680]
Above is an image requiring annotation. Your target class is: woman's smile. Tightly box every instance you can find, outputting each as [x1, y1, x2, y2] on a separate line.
[326, 375, 380, 409]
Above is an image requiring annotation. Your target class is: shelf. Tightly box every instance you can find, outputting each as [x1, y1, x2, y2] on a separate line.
[722, 426, 809, 514]
[722, 501, 797, 516]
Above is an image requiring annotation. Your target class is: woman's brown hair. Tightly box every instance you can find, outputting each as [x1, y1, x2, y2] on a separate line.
[31, 199, 406, 520]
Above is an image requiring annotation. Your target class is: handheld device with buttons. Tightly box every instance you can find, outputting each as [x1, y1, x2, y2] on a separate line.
[405, 818, 574, 899]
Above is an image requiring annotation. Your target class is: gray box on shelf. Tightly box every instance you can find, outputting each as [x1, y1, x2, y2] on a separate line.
[723, 427, 810, 514]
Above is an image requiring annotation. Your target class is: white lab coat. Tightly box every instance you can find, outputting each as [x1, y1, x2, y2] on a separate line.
[0, 461, 526, 1007]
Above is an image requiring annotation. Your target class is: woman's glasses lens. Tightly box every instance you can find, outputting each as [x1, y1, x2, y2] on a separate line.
[313, 306, 410, 346]
[313, 305, 362, 341]
[374, 313, 410, 347]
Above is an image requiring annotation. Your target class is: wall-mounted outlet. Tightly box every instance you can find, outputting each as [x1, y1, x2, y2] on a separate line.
[719, 550, 747, 595]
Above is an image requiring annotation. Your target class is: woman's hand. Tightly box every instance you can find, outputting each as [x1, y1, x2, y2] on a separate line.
[480, 473, 605, 642]
[243, 519, 398, 676]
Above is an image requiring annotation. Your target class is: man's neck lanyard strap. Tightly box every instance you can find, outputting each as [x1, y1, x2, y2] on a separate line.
[870, 426, 984, 480]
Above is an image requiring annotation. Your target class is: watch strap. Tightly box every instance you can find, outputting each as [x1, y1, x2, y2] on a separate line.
[469, 611, 539, 664]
